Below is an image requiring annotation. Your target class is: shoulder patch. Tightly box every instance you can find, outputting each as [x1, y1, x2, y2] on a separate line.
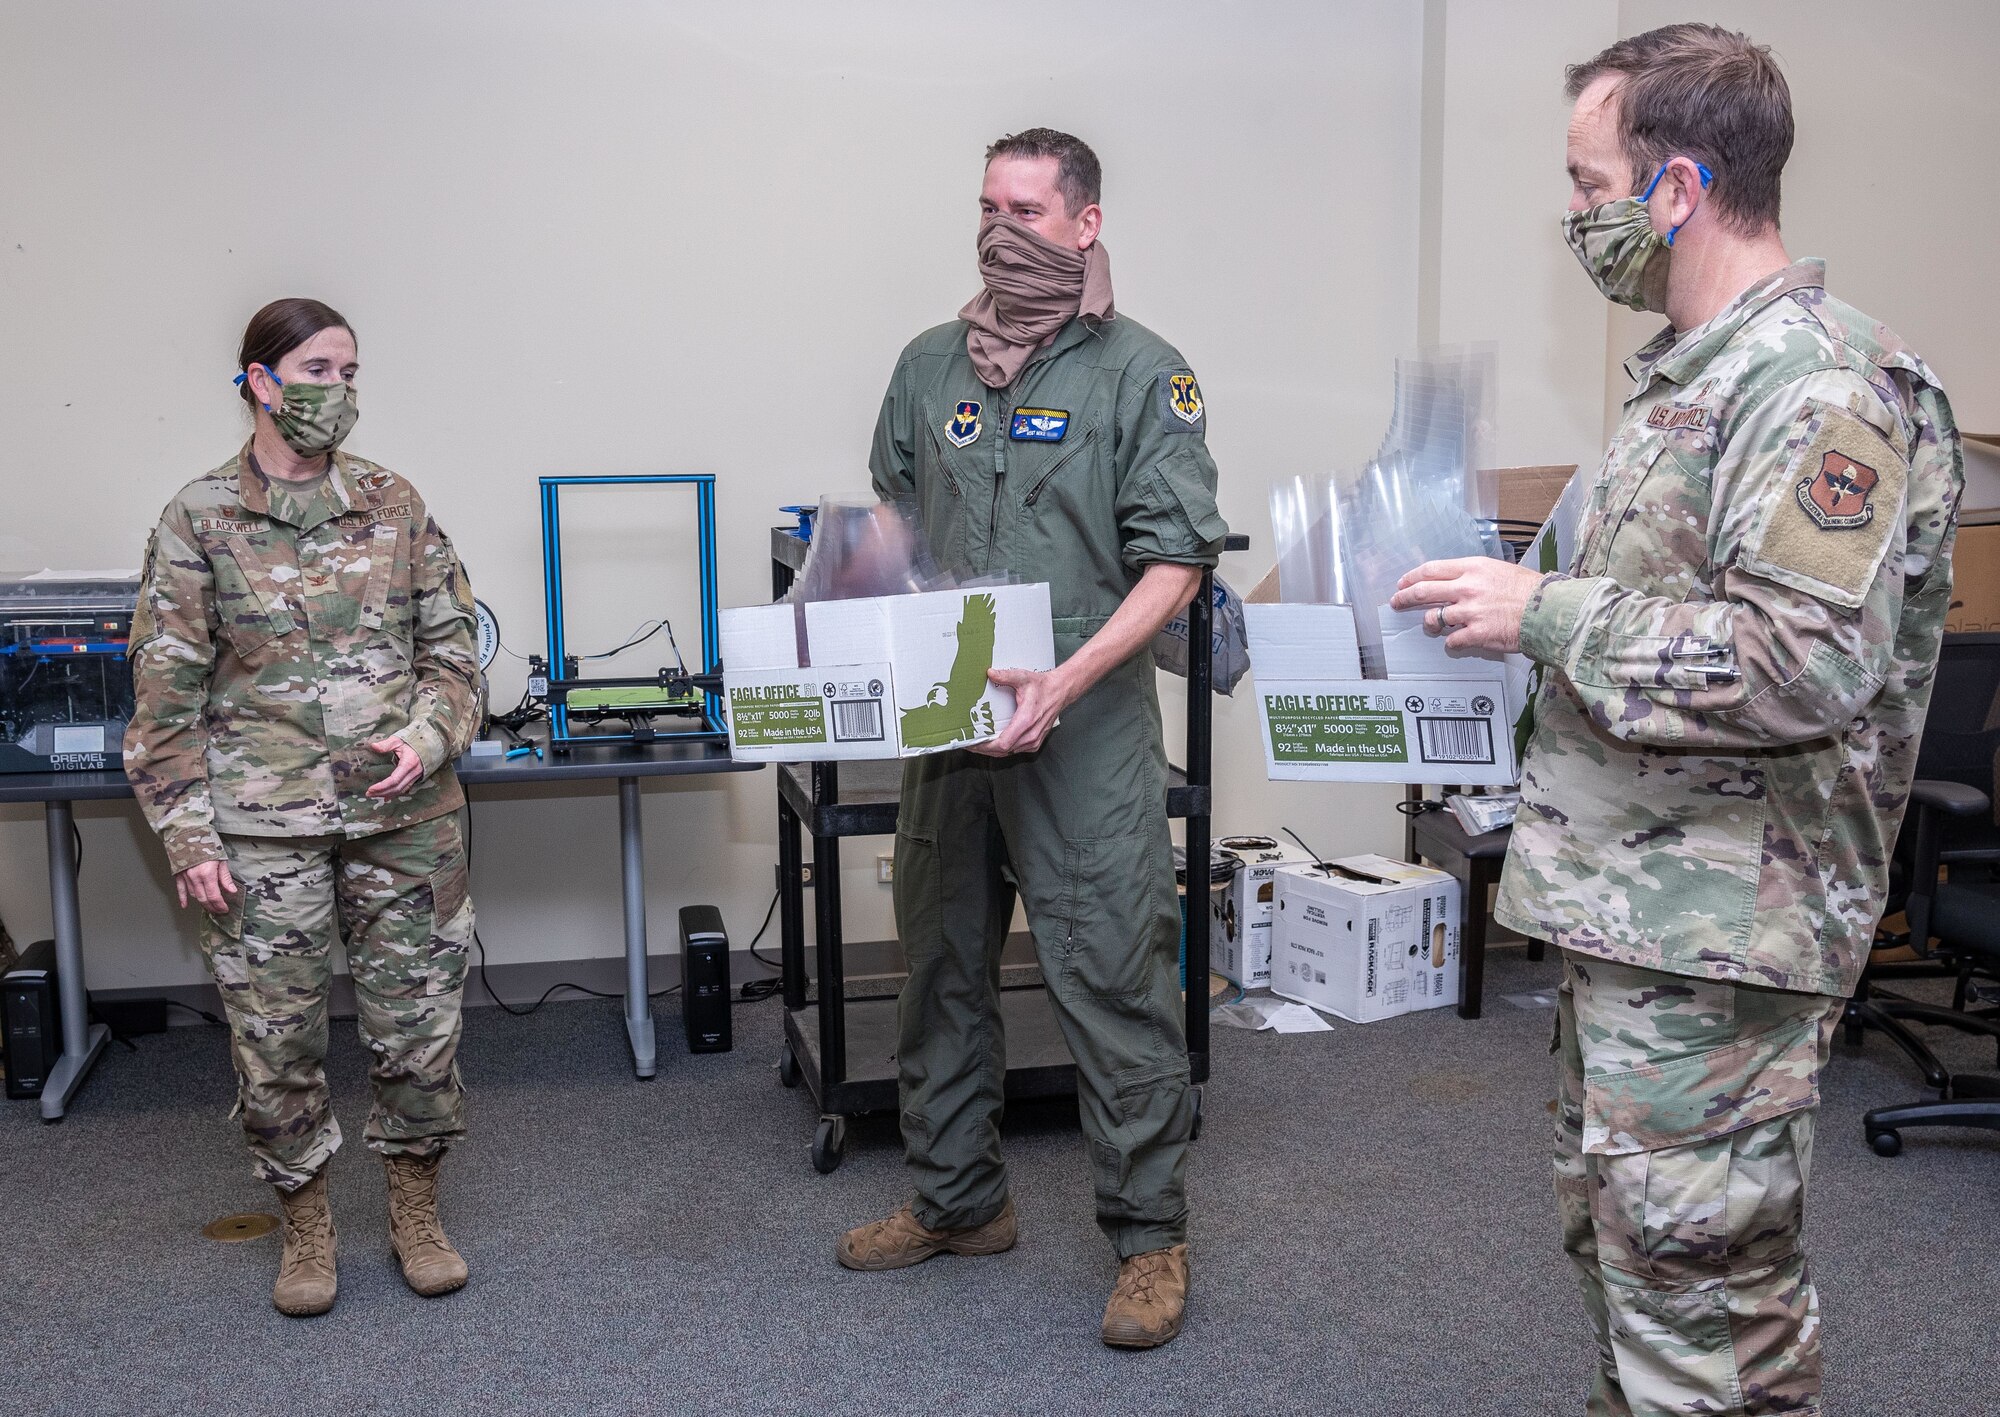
[1156, 371, 1206, 433]
[1743, 400, 1906, 610]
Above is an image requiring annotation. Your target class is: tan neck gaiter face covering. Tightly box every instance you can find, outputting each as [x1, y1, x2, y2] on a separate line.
[957, 212, 1115, 389]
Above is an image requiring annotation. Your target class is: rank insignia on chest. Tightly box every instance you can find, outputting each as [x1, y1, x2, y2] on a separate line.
[1797, 449, 1879, 529]
[1009, 408, 1069, 442]
[945, 400, 982, 448]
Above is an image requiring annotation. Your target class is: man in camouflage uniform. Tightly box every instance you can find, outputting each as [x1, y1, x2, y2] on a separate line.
[128, 313, 482, 1314]
[1392, 26, 1960, 1414]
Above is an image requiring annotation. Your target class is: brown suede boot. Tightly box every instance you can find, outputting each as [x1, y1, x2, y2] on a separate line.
[1101, 1244, 1190, 1349]
[383, 1152, 469, 1296]
[836, 1197, 1017, 1271]
[272, 1169, 337, 1317]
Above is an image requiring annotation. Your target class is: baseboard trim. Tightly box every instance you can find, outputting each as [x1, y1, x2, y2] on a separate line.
[88, 950, 784, 1025]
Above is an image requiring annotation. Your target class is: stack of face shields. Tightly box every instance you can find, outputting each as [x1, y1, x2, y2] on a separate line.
[784, 497, 958, 663]
[1269, 344, 1501, 675]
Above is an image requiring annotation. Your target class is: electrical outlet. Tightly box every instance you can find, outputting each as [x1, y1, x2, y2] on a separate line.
[775, 862, 816, 891]
[876, 854, 894, 884]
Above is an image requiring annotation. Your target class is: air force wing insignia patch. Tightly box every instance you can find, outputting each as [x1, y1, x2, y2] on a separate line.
[945, 400, 982, 449]
[1156, 371, 1206, 432]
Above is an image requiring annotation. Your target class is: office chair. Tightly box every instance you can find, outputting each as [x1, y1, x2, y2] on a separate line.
[1845, 632, 2000, 1154]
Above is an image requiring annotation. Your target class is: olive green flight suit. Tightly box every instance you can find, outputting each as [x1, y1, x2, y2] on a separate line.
[871, 313, 1228, 1257]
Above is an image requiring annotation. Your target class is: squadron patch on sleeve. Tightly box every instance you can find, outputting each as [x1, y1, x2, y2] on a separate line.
[945, 400, 983, 448]
[1156, 371, 1206, 433]
[1743, 400, 1906, 609]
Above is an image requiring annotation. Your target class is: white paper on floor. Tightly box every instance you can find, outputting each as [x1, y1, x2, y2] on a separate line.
[1212, 996, 1335, 1033]
[1502, 989, 1559, 1010]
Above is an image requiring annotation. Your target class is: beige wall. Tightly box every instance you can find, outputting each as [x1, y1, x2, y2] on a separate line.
[1605, 1, 2000, 438]
[2, 2, 1994, 992]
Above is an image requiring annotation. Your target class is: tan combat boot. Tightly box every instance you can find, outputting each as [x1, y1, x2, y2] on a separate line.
[836, 1197, 1017, 1271]
[272, 1168, 337, 1317]
[383, 1152, 469, 1296]
[1100, 1244, 1190, 1349]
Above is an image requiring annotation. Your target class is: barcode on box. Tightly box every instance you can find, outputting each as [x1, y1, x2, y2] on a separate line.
[1417, 716, 1494, 765]
[830, 699, 884, 742]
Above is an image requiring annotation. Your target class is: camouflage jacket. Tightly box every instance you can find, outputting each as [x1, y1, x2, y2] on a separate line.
[125, 445, 480, 873]
[1495, 260, 1961, 997]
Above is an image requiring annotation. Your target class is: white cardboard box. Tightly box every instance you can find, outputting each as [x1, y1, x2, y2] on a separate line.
[1210, 834, 1317, 988]
[1269, 854, 1461, 1023]
[1244, 600, 1525, 786]
[719, 584, 1055, 761]
[1244, 471, 1587, 786]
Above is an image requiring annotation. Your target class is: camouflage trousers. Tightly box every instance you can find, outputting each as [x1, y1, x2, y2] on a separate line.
[200, 813, 473, 1191]
[1555, 951, 1842, 1416]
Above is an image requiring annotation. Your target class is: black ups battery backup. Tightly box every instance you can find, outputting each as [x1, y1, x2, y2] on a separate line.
[678, 905, 731, 1053]
[3, 939, 61, 1099]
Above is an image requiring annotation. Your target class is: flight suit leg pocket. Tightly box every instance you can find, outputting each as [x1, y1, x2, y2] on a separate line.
[892, 827, 945, 967]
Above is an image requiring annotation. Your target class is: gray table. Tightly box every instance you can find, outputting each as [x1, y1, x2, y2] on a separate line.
[0, 730, 758, 1119]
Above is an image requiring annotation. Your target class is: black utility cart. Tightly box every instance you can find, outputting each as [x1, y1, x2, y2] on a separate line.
[769, 525, 1250, 1172]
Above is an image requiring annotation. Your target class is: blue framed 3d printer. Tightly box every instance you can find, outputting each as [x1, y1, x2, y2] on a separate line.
[535, 474, 728, 752]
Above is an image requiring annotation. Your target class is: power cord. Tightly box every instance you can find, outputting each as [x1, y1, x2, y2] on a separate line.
[464, 803, 782, 1015]
[1282, 826, 1324, 863]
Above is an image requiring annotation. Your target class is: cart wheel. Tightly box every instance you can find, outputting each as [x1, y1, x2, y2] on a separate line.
[812, 1115, 847, 1174]
[1189, 1085, 1205, 1142]
[778, 1041, 800, 1089]
[1868, 1128, 1902, 1158]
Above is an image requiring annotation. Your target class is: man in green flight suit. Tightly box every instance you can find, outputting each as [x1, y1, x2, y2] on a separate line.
[836, 128, 1229, 1349]
[1393, 25, 1961, 1415]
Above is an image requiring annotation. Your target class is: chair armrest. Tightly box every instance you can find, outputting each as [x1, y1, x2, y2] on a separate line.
[1910, 779, 1992, 817]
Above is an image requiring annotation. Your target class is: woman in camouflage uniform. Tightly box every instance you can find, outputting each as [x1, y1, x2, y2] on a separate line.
[125, 298, 482, 1316]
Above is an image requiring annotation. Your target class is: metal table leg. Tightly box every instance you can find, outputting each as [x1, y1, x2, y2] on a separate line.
[39, 799, 110, 1123]
[618, 776, 656, 1080]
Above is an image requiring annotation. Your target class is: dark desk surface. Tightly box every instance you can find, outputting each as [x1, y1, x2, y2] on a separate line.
[0, 730, 757, 804]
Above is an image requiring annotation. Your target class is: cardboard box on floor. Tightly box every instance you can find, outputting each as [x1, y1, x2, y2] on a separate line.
[1945, 435, 2000, 635]
[719, 583, 1055, 761]
[1209, 834, 1317, 988]
[1269, 855, 1461, 1023]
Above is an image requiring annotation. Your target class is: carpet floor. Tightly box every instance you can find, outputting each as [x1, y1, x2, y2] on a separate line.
[3, 947, 1995, 1416]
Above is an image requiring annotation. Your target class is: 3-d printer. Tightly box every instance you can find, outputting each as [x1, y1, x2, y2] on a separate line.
[528, 475, 727, 752]
[0, 574, 141, 773]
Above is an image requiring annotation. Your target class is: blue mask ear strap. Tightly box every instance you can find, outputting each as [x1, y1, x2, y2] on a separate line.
[1648, 159, 1716, 247]
[234, 366, 281, 410]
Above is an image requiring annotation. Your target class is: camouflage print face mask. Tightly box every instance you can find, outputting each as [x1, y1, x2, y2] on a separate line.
[269, 377, 360, 455]
[1562, 159, 1712, 315]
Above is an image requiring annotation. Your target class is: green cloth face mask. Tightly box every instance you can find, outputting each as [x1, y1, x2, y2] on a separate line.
[1563, 160, 1712, 314]
[235, 370, 360, 454]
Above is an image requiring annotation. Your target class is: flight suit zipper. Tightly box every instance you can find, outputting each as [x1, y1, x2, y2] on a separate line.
[924, 422, 963, 497]
[1023, 425, 1096, 506]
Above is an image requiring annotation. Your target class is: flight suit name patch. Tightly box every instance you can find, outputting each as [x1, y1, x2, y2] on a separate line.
[945, 400, 982, 448]
[1009, 408, 1069, 442]
[1156, 372, 1205, 432]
